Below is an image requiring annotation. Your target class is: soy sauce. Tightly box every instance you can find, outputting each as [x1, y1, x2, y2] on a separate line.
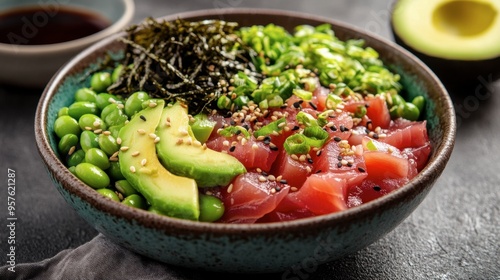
[0, 6, 111, 45]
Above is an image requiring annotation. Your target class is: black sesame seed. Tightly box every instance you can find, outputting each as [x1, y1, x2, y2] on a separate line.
[140, 115, 147, 121]
[364, 103, 370, 108]
[261, 171, 268, 176]
[308, 102, 318, 110]
[358, 167, 366, 173]
[340, 125, 349, 132]
[316, 150, 322, 156]
[235, 129, 242, 135]
[373, 185, 381, 191]
[279, 179, 288, 184]
[365, 128, 370, 134]
[293, 101, 302, 108]
[330, 125, 337, 131]
[229, 146, 236, 152]
[307, 158, 313, 164]
[242, 124, 250, 130]
[315, 169, 322, 174]
[333, 136, 342, 142]
[292, 125, 300, 131]
[263, 136, 271, 144]
[280, 104, 288, 109]
[275, 186, 281, 192]
[337, 162, 343, 168]
[347, 163, 353, 167]
[337, 155, 343, 161]
[270, 145, 279, 151]
[230, 120, 236, 126]
[372, 133, 379, 139]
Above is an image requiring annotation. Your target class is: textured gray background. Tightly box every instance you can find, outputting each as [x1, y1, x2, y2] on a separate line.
[0, 0, 499, 279]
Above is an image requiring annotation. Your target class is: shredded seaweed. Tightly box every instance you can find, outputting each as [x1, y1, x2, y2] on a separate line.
[108, 17, 262, 115]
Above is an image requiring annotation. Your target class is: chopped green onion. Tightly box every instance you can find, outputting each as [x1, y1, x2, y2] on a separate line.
[303, 126, 328, 148]
[366, 139, 378, 151]
[254, 118, 286, 138]
[296, 111, 317, 127]
[293, 88, 313, 101]
[325, 93, 343, 109]
[354, 105, 367, 118]
[284, 134, 310, 155]
[219, 125, 250, 138]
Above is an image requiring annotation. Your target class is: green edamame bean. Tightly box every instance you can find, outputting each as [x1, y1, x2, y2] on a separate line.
[391, 94, 405, 107]
[80, 130, 99, 152]
[108, 125, 124, 139]
[97, 188, 120, 202]
[68, 101, 99, 120]
[85, 148, 110, 170]
[199, 194, 224, 222]
[75, 162, 110, 189]
[111, 64, 124, 83]
[96, 93, 122, 110]
[58, 107, 69, 117]
[78, 114, 107, 132]
[390, 104, 401, 119]
[68, 166, 77, 175]
[67, 149, 85, 167]
[75, 88, 97, 103]
[124, 91, 150, 117]
[90, 72, 112, 93]
[54, 115, 81, 138]
[412, 96, 425, 112]
[98, 134, 119, 156]
[122, 194, 147, 209]
[102, 104, 128, 127]
[115, 180, 138, 197]
[107, 162, 125, 181]
[402, 102, 420, 121]
[58, 134, 79, 155]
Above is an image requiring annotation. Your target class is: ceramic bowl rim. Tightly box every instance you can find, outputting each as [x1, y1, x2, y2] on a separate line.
[0, 0, 135, 54]
[35, 7, 456, 235]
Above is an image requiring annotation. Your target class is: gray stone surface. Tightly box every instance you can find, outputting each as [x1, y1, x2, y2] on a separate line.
[0, 0, 499, 279]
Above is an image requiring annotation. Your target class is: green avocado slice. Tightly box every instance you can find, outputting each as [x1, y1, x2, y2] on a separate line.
[156, 102, 246, 187]
[118, 100, 199, 220]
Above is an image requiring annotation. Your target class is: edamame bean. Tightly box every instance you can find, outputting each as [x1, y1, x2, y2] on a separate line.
[58, 107, 69, 117]
[58, 134, 79, 155]
[80, 130, 99, 152]
[107, 162, 125, 181]
[199, 194, 224, 222]
[67, 149, 85, 167]
[115, 180, 138, 197]
[96, 93, 121, 110]
[98, 134, 119, 156]
[54, 115, 81, 138]
[68, 101, 99, 120]
[412, 96, 425, 112]
[75, 88, 97, 103]
[111, 64, 124, 83]
[78, 114, 107, 132]
[122, 194, 147, 209]
[402, 102, 420, 121]
[101, 104, 128, 127]
[75, 163, 110, 189]
[108, 125, 124, 139]
[391, 94, 405, 107]
[97, 188, 120, 202]
[90, 72, 112, 93]
[124, 91, 150, 117]
[85, 148, 110, 170]
[68, 166, 77, 175]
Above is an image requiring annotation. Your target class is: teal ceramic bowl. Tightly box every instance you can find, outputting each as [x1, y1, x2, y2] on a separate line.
[35, 8, 456, 274]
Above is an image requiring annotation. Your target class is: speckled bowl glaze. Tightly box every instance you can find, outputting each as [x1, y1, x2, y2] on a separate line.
[35, 8, 456, 274]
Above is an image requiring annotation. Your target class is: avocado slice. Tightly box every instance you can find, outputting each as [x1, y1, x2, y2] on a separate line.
[118, 100, 199, 220]
[156, 102, 246, 187]
[391, 0, 500, 83]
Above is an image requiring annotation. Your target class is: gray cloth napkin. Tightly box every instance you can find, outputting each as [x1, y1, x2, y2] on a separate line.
[0, 234, 226, 280]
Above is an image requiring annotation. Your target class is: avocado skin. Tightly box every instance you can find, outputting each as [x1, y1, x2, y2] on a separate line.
[390, 25, 500, 88]
[156, 102, 246, 188]
[119, 100, 200, 220]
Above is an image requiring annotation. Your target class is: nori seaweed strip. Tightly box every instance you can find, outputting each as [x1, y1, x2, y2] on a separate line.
[108, 17, 262, 115]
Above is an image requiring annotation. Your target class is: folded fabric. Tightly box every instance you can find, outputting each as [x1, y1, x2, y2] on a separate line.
[0, 234, 212, 280]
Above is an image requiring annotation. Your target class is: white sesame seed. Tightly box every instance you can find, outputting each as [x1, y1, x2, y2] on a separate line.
[291, 154, 299, 161]
[299, 155, 307, 162]
[137, 129, 146, 135]
[102, 130, 111, 136]
[131, 151, 140, 157]
[85, 126, 92, 131]
[227, 184, 234, 193]
[129, 166, 136, 173]
[149, 133, 157, 139]
[154, 137, 161, 144]
[93, 120, 101, 128]
[258, 176, 267, 182]
[141, 159, 147, 166]
[94, 129, 102, 134]
[306, 166, 312, 173]
[341, 159, 348, 166]
[176, 138, 183, 145]
[291, 187, 298, 192]
[120, 146, 129, 151]
[268, 175, 276, 181]
[148, 101, 157, 108]
[193, 140, 202, 147]
[116, 137, 122, 145]
[223, 140, 230, 147]
[68, 146, 76, 155]
[117, 103, 125, 109]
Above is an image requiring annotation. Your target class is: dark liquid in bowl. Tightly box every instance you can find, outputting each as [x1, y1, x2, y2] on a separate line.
[0, 6, 111, 45]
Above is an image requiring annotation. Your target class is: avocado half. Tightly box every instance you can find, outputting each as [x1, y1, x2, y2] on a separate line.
[391, 0, 500, 85]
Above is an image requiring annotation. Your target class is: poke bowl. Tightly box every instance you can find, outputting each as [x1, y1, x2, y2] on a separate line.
[35, 8, 456, 273]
